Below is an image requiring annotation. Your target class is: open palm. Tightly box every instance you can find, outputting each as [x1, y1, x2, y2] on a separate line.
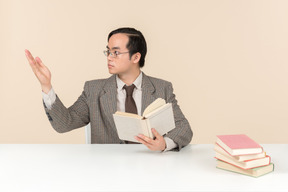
[25, 49, 52, 93]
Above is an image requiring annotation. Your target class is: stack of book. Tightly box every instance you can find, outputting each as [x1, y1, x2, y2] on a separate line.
[214, 134, 274, 178]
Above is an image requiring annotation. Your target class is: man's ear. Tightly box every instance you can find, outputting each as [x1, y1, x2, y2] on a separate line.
[132, 52, 141, 64]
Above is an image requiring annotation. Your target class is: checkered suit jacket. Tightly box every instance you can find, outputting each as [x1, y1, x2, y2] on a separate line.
[44, 73, 193, 151]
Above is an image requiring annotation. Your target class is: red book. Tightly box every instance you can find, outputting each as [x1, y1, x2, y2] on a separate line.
[216, 134, 263, 156]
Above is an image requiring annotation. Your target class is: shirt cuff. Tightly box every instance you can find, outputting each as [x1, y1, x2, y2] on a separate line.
[42, 87, 56, 110]
[163, 136, 177, 152]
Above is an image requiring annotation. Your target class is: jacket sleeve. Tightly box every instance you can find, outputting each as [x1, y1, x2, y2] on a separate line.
[43, 82, 90, 133]
[165, 82, 193, 151]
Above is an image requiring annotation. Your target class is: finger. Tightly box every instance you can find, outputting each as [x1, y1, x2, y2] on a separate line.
[135, 137, 154, 150]
[151, 128, 162, 139]
[134, 135, 147, 144]
[35, 57, 45, 67]
[135, 136, 153, 146]
[25, 49, 36, 65]
[135, 136, 161, 151]
[25, 49, 39, 71]
[138, 134, 154, 144]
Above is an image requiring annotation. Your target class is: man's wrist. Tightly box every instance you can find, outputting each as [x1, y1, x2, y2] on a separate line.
[41, 84, 52, 94]
[163, 137, 177, 152]
[42, 87, 56, 110]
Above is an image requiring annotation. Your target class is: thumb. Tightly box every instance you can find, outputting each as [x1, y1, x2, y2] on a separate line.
[151, 128, 162, 139]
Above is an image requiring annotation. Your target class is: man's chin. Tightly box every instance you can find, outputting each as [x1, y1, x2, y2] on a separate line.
[108, 69, 118, 75]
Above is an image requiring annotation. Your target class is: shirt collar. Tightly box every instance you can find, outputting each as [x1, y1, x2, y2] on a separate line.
[116, 71, 143, 91]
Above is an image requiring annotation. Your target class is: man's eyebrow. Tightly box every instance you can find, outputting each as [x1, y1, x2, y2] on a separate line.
[106, 45, 120, 50]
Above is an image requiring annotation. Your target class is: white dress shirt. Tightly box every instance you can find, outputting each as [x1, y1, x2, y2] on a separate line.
[42, 72, 177, 151]
[116, 72, 142, 116]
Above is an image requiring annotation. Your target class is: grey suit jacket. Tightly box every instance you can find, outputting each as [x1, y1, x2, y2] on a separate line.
[44, 73, 193, 151]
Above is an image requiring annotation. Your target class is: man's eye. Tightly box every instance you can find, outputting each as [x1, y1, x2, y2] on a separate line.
[114, 51, 119, 55]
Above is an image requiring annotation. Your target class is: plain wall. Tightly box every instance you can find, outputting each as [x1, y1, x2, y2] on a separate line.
[1, 0, 288, 144]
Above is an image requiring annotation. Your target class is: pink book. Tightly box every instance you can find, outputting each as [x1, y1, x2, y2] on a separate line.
[216, 134, 263, 156]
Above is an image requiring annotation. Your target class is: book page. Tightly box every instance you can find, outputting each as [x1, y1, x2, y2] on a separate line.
[113, 114, 147, 142]
[142, 98, 166, 117]
[145, 103, 175, 136]
[114, 111, 142, 119]
[144, 103, 170, 119]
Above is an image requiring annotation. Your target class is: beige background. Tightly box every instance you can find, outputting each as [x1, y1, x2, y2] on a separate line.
[1, 0, 288, 144]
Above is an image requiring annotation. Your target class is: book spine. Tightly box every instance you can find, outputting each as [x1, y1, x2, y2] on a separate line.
[214, 156, 270, 170]
[243, 155, 271, 163]
[140, 119, 150, 138]
[145, 119, 153, 138]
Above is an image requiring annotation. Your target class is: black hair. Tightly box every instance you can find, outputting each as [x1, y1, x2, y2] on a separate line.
[108, 27, 147, 68]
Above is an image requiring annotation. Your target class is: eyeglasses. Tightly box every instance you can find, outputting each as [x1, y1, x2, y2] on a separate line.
[103, 50, 129, 58]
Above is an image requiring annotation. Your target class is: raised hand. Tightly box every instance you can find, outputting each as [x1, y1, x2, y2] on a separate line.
[25, 49, 52, 93]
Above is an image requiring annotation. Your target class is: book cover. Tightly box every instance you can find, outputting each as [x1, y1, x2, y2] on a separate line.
[216, 134, 263, 156]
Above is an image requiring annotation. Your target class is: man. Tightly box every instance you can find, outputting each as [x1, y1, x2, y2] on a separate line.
[25, 27, 192, 151]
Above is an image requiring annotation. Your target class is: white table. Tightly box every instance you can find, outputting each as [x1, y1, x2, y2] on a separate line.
[0, 144, 287, 192]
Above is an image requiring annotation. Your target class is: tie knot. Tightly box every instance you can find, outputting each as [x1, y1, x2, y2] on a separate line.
[123, 84, 136, 96]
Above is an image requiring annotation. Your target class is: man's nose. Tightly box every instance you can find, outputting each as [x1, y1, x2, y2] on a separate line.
[107, 54, 113, 61]
[107, 53, 115, 60]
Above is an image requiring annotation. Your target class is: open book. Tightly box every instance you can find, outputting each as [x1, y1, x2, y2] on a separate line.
[113, 98, 175, 143]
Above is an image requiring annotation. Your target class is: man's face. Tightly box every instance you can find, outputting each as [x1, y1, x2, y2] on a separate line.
[106, 33, 134, 75]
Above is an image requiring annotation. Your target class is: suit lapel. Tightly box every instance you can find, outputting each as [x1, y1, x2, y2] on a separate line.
[99, 75, 117, 126]
[141, 73, 156, 115]
[99, 73, 156, 119]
